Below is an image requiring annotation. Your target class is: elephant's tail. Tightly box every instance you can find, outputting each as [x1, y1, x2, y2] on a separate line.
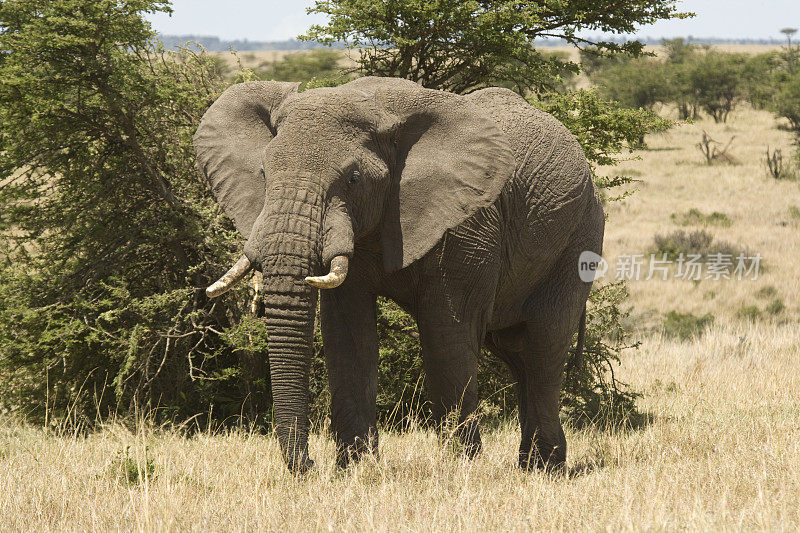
[567, 307, 587, 376]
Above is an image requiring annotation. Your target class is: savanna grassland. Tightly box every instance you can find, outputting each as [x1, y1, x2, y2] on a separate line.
[2, 52, 800, 531]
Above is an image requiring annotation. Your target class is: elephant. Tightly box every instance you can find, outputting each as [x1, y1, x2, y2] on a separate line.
[194, 76, 604, 473]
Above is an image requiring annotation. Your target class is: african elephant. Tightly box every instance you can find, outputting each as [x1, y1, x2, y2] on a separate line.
[194, 77, 604, 472]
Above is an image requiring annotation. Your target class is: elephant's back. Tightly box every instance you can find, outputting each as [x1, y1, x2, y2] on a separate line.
[465, 88, 590, 202]
[466, 88, 599, 328]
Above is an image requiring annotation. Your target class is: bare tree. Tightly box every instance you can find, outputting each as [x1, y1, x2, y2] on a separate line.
[765, 147, 784, 179]
[697, 131, 737, 165]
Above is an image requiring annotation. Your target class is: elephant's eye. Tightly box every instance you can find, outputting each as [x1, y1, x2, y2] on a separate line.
[349, 169, 361, 184]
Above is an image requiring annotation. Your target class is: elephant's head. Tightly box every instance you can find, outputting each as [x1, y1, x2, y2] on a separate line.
[194, 76, 514, 471]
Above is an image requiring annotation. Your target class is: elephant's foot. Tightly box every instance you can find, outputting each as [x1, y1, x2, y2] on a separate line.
[460, 419, 483, 459]
[336, 431, 379, 468]
[287, 456, 315, 474]
[518, 434, 566, 473]
[436, 417, 483, 458]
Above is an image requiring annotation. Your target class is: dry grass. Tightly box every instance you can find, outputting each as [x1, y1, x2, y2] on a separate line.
[2, 91, 800, 531]
[602, 106, 800, 329]
[2, 322, 798, 530]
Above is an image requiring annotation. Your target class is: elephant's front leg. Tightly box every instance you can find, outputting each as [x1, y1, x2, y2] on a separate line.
[417, 316, 483, 458]
[320, 282, 379, 468]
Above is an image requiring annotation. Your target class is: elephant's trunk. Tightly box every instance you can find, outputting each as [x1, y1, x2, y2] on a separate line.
[239, 177, 353, 472]
[260, 272, 316, 473]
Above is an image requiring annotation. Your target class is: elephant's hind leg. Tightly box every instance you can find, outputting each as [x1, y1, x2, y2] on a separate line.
[515, 252, 595, 470]
[513, 332, 571, 471]
[486, 326, 566, 471]
[508, 198, 601, 471]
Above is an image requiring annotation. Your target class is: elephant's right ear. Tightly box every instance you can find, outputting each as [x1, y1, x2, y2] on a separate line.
[194, 81, 300, 239]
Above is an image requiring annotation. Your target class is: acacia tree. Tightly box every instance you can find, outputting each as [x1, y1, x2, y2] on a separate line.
[690, 52, 749, 123]
[594, 58, 670, 111]
[0, 0, 270, 424]
[303, 0, 691, 95]
[780, 28, 799, 74]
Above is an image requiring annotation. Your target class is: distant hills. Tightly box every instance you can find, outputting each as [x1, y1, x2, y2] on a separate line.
[156, 34, 787, 52]
[156, 35, 338, 51]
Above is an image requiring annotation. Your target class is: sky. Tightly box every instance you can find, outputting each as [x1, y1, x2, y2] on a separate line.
[146, 0, 800, 42]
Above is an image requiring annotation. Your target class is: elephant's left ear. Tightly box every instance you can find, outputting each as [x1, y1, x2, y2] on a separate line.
[374, 84, 515, 272]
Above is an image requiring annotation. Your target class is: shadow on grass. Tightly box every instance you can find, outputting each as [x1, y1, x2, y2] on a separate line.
[559, 410, 658, 478]
[566, 460, 604, 478]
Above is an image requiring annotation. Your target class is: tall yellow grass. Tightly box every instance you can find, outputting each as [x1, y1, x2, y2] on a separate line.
[2, 321, 798, 530]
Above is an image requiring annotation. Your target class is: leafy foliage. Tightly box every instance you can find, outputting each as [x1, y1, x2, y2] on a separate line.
[773, 73, 800, 134]
[670, 209, 732, 227]
[688, 51, 750, 123]
[536, 89, 671, 165]
[578, 46, 635, 78]
[302, 0, 690, 95]
[589, 39, 788, 124]
[651, 230, 749, 262]
[535, 89, 671, 199]
[594, 58, 670, 111]
[0, 0, 266, 425]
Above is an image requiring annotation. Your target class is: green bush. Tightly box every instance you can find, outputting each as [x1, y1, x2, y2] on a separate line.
[734, 300, 784, 320]
[0, 0, 256, 425]
[756, 285, 779, 299]
[742, 52, 785, 110]
[651, 230, 748, 261]
[662, 311, 714, 341]
[737, 305, 762, 321]
[579, 46, 635, 78]
[773, 72, 800, 134]
[765, 299, 786, 316]
[660, 40, 702, 120]
[594, 58, 670, 111]
[108, 445, 157, 485]
[587, 41, 790, 124]
[662, 38, 697, 64]
[254, 49, 353, 90]
[687, 51, 749, 123]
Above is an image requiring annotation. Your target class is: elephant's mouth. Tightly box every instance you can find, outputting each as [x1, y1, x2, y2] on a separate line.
[205, 254, 349, 297]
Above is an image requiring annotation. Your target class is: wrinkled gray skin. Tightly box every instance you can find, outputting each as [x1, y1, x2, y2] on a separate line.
[194, 77, 604, 473]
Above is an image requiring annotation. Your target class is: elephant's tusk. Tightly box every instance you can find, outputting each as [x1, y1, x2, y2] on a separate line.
[304, 255, 349, 289]
[250, 272, 262, 315]
[206, 255, 252, 298]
